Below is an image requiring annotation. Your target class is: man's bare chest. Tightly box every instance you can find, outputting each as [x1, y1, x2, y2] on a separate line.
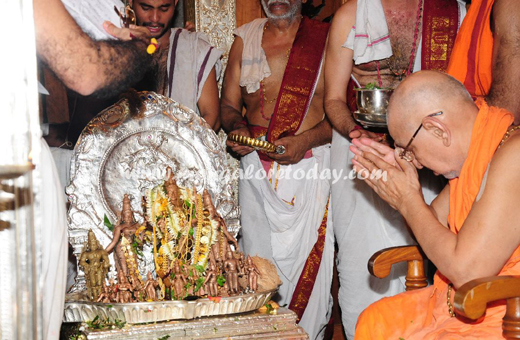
[353, 8, 421, 87]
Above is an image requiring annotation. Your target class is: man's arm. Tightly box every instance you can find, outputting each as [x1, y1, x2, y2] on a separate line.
[197, 67, 221, 131]
[487, 0, 520, 124]
[220, 37, 254, 156]
[323, 3, 357, 138]
[324, 3, 385, 142]
[429, 183, 450, 228]
[34, 0, 152, 97]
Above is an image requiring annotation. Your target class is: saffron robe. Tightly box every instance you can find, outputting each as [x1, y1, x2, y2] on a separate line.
[447, 0, 495, 97]
[355, 100, 515, 340]
[333, 1, 465, 337]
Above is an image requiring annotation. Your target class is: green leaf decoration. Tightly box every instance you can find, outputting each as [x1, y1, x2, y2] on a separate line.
[104, 215, 114, 232]
[194, 277, 205, 293]
[114, 319, 126, 329]
[217, 275, 226, 287]
[264, 303, 274, 315]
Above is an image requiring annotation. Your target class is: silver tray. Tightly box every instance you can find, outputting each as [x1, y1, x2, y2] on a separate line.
[63, 290, 276, 324]
[66, 92, 240, 291]
[353, 110, 388, 128]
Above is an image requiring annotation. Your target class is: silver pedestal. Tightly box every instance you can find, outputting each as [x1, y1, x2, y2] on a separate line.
[82, 308, 308, 339]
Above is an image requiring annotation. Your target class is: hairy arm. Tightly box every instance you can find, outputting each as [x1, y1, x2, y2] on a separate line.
[323, 2, 357, 138]
[197, 67, 221, 131]
[34, 0, 153, 97]
[487, 0, 520, 123]
[220, 37, 254, 155]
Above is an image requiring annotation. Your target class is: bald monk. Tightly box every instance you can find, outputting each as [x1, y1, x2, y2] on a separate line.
[447, 0, 520, 123]
[350, 70, 520, 339]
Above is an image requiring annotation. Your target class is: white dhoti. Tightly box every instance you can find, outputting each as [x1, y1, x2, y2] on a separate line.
[331, 130, 444, 339]
[239, 145, 334, 340]
[38, 139, 68, 340]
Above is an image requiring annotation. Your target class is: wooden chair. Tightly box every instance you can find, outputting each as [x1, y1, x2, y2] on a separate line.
[369, 245, 520, 339]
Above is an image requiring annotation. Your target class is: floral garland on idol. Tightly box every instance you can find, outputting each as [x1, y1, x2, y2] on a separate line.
[143, 171, 219, 299]
[90, 167, 262, 304]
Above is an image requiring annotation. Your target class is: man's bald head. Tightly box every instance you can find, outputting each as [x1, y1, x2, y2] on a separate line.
[387, 71, 474, 135]
[387, 71, 478, 178]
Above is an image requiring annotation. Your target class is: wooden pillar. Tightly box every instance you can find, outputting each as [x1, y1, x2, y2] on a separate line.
[236, 1, 264, 27]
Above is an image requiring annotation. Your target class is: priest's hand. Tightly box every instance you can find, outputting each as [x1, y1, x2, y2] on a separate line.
[352, 148, 423, 212]
[103, 21, 152, 43]
[226, 126, 254, 156]
[268, 135, 307, 165]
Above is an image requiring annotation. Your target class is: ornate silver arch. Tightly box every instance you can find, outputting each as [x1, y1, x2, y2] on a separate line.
[66, 92, 240, 291]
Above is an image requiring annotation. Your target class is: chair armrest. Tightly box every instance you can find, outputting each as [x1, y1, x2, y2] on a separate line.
[368, 245, 427, 291]
[454, 276, 520, 339]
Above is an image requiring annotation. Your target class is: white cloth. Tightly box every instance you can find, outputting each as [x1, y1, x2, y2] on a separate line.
[239, 146, 334, 340]
[343, 0, 392, 65]
[234, 18, 270, 94]
[331, 131, 443, 339]
[38, 139, 68, 340]
[49, 147, 73, 196]
[166, 28, 223, 115]
[61, 0, 119, 40]
[336, 2, 467, 338]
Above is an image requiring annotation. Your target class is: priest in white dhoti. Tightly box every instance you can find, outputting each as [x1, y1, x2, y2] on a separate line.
[220, 1, 334, 338]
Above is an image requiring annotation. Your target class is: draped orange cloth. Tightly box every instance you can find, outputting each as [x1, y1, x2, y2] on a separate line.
[355, 100, 515, 340]
[446, 0, 495, 97]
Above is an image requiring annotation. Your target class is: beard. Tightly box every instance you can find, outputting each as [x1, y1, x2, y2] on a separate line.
[261, 0, 302, 20]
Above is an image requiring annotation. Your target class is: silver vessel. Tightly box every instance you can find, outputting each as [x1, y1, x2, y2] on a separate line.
[353, 88, 393, 128]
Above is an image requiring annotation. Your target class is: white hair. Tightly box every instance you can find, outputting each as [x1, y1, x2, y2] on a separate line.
[261, 0, 302, 20]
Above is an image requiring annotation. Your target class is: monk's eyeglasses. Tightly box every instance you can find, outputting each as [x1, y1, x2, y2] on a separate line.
[398, 111, 443, 161]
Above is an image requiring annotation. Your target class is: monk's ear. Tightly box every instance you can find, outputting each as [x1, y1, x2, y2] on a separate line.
[422, 117, 451, 147]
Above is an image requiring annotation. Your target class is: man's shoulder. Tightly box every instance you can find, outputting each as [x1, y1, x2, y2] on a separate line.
[329, 0, 356, 37]
[334, 0, 357, 24]
[236, 18, 267, 32]
[235, 18, 268, 39]
[494, 131, 520, 160]
[170, 27, 209, 44]
[487, 131, 520, 183]
[170, 28, 221, 56]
